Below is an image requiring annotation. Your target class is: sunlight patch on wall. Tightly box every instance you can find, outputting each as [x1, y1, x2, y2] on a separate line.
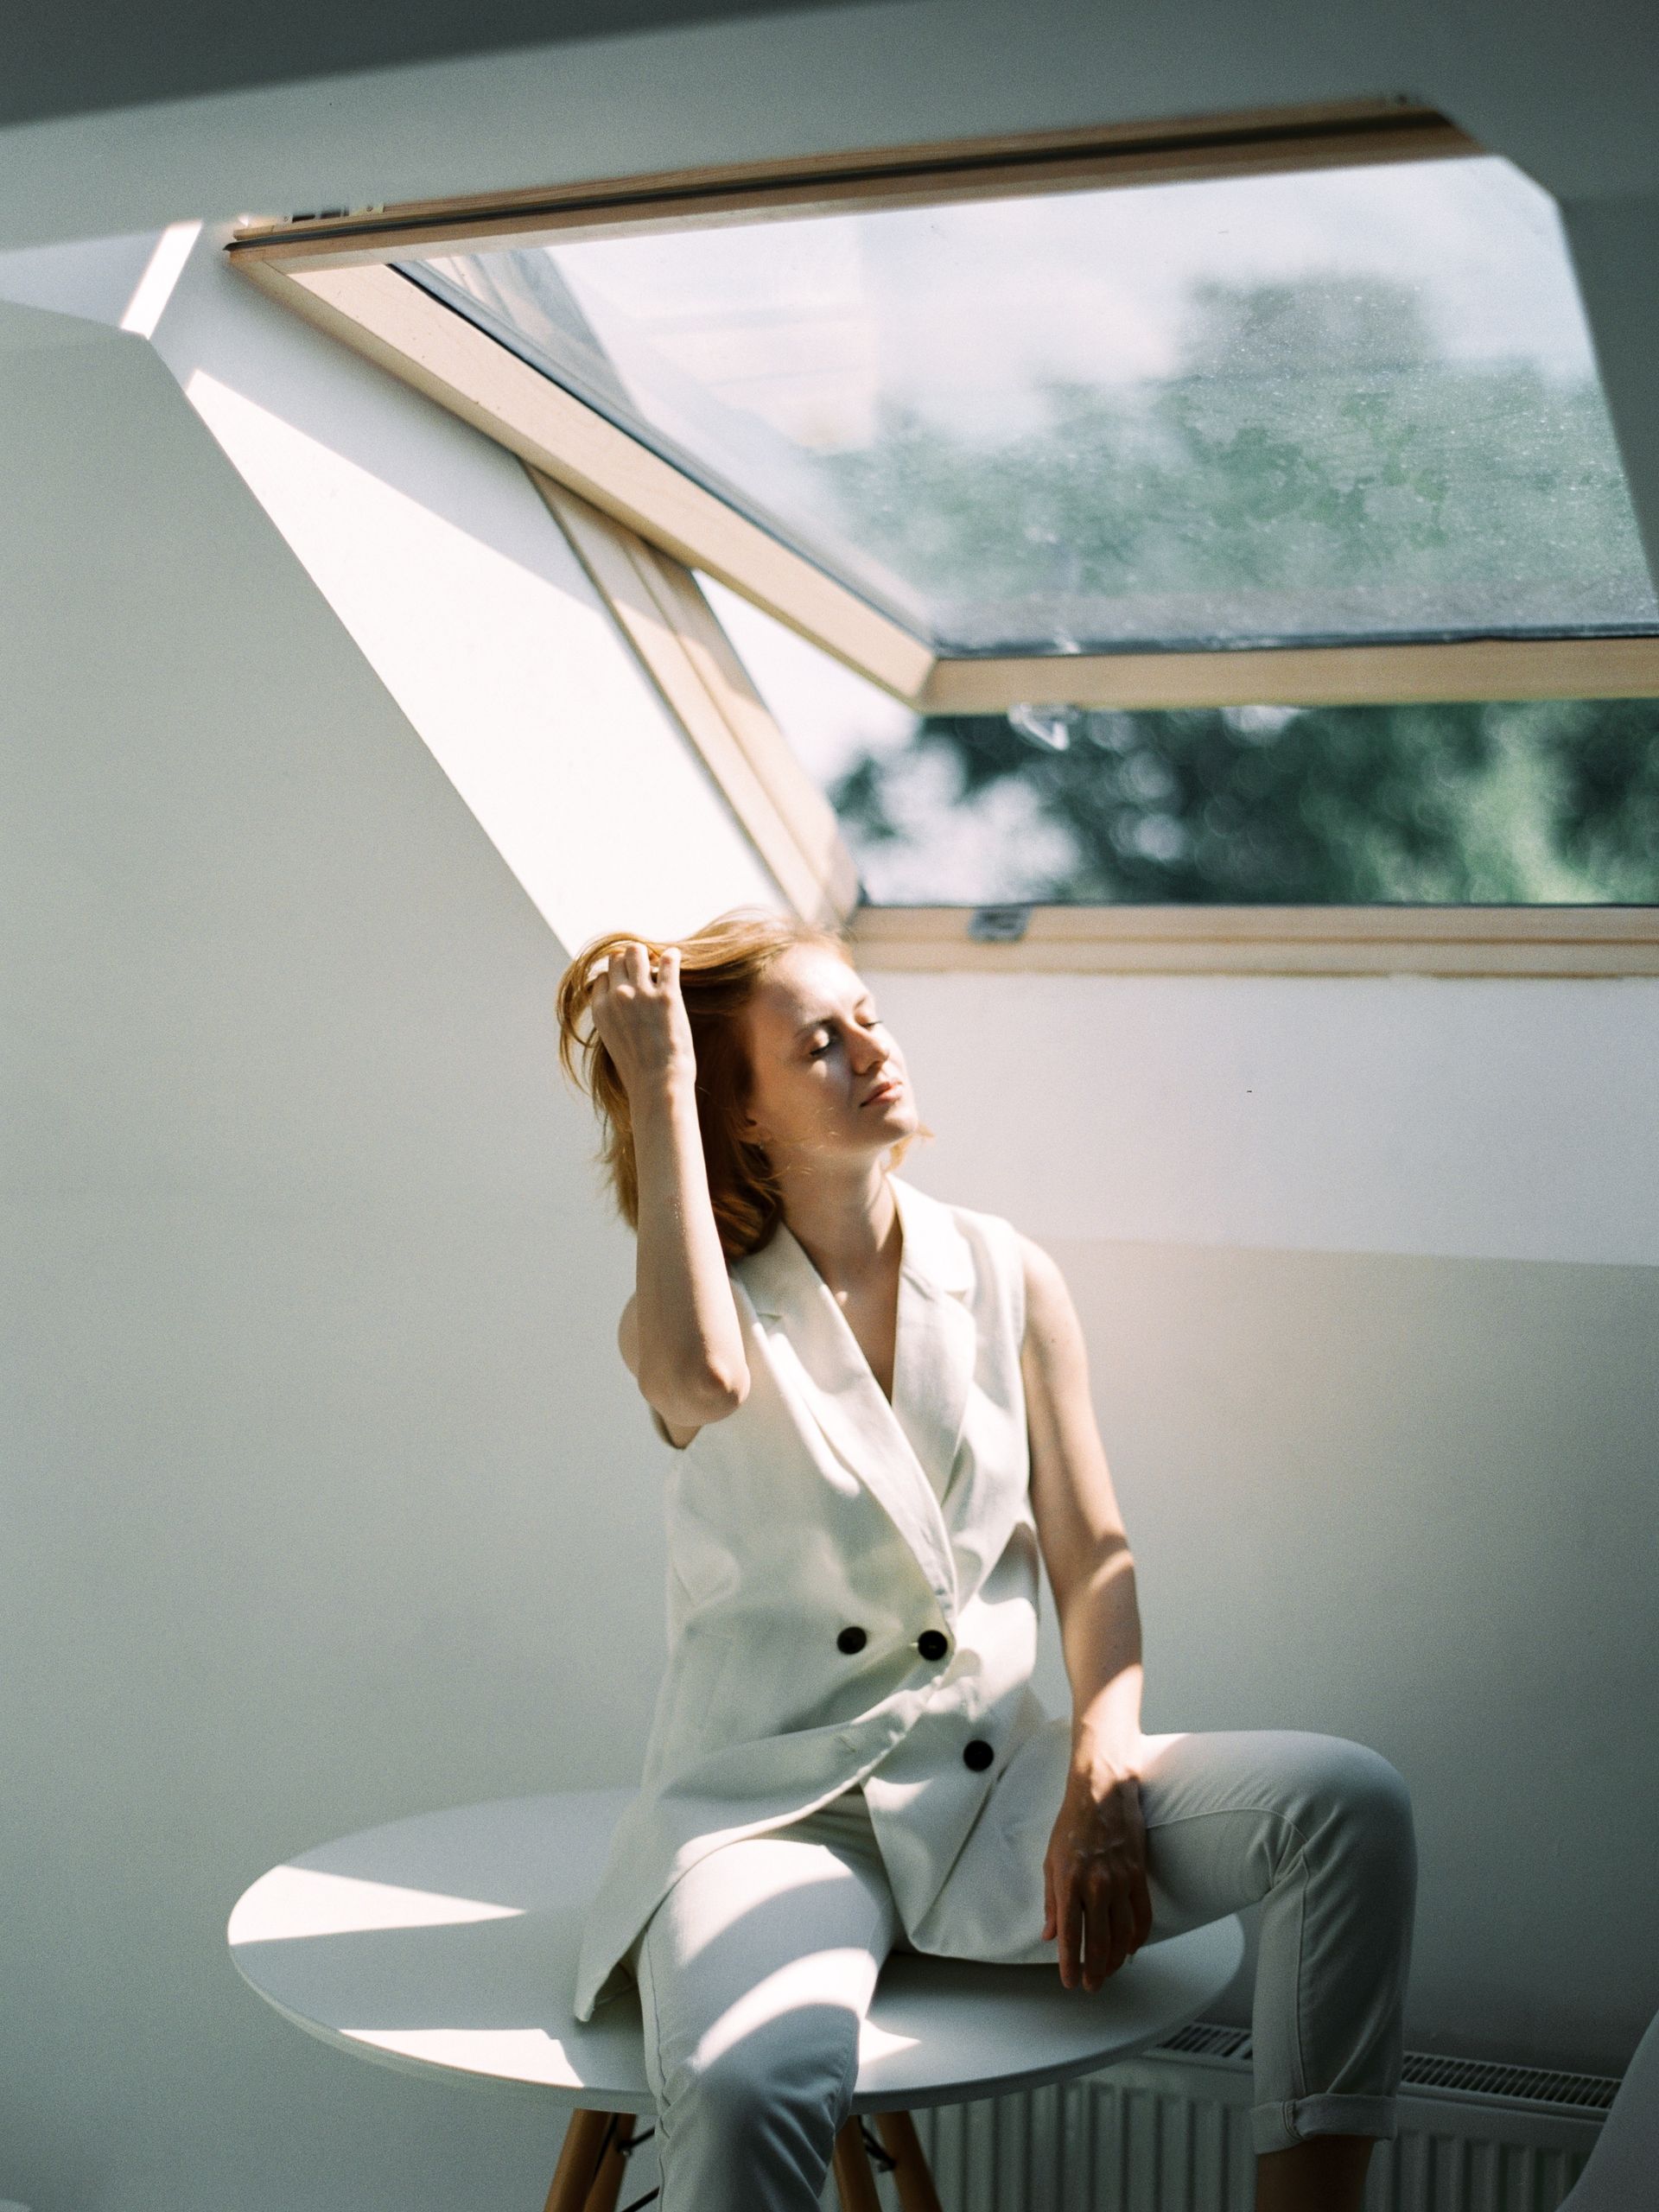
[120, 221, 203, 338]
[182, 367, 779, 950]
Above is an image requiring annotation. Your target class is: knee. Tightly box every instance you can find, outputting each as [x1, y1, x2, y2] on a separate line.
[673, 2050, 789, 2139]
[660, 2016, 854, 2155]
[1338, 1741, 1414, 1843]
[1304, 1738, 1417, 1892]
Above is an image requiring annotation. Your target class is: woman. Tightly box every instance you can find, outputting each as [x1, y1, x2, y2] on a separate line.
[555, 906, 1416, 2212]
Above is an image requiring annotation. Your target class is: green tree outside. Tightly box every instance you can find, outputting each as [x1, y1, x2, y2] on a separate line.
[817, 278, 1659, 904]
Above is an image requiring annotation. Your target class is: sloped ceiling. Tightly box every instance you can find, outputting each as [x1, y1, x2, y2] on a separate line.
[0, 0, 882, 128]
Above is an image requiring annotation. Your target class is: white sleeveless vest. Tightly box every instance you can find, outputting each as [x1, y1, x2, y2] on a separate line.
[573, 1170, 1070, 2022]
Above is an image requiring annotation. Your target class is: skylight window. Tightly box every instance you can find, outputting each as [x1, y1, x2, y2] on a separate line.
[402, 154, 1656, 659]
[702, 575, 1659, 908]
[228, 106, 1659, 963]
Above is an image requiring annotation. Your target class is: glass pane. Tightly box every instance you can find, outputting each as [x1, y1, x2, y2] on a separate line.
[702, 575, 1659, 905]
[402, 154, 1657, 655]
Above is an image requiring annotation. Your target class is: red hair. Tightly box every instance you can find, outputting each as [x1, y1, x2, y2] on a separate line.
[556, 905, 928, 1260]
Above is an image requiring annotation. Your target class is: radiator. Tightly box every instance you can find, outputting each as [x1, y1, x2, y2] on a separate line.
[903, 2023, 1617, 2212]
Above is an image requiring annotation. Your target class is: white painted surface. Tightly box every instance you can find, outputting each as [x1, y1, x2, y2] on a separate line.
[0, 226, 167, 321]
[226, 1788, 1242, 2109]
[151, 226, 780, 952]
[0, 222, 783, 957]
[1, 0, 1657, 259]
[118, 220, 203, 336]
[228, 1867, 525, 1943]
[0, 294, 686, 2212]
[874, 970, 1659, 1268]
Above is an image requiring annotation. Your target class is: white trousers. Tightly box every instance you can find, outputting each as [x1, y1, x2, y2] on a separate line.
[626, 1726, 1417, 2210]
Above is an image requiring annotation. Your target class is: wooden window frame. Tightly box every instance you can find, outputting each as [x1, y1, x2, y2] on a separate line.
[535, 476, 861, 927]
[542, 486, 1659, 976]
[228, 99, 1659, 714]
[226, 105, 1659, 974]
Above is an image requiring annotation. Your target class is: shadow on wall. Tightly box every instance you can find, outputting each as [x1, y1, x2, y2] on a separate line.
[0, 291, 687, 2212]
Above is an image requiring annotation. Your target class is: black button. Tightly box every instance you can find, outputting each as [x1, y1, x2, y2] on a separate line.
[836, 1625, 868, 1655]
[963, 1738, 995, 1770]
[917, 1629, 949, 1662]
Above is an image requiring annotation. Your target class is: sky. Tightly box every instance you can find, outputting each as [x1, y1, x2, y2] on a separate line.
[553, 154, 1598, 452]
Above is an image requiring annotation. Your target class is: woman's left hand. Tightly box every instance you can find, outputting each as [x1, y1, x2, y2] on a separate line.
[1042, 1751, 1154, 1992]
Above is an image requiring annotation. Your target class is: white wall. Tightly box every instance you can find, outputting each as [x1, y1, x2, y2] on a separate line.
[161, 237, 779, 951]
[881, 971, 1659, 1270]
[0, 270, 772, 2211]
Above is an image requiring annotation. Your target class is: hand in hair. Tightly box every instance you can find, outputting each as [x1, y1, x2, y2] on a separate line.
[588, 941, 696, 1102]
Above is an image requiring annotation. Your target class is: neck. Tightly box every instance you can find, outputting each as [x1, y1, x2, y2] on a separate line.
[776, 1160, 899, 1292]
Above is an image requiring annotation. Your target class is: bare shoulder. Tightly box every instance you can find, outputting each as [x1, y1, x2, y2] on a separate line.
[1013, 1230, 1074, 1315]
[1013, 1229, 1069, 1295]
[1012, 1230, 1084, 1364]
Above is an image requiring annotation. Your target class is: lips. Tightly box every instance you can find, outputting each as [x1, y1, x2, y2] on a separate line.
[862, 1078, 901, 1108]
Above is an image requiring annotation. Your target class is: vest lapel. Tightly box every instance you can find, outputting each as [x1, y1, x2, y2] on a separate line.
[734, 1174, 976, 1625]
[887, 1174, 978, 1503]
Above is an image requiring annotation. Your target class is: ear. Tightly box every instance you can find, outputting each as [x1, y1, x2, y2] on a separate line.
[733, 1068, 768, 1145]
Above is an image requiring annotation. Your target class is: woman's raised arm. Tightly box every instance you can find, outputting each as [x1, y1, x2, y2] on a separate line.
[592, 942, 749, 1431]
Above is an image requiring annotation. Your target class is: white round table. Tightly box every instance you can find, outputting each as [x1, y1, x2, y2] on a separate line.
[228, 1788, 1244, 2210]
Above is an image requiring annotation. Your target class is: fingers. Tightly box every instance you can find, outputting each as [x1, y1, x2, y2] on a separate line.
[1103, 1885, 1141, 1988]
[1047, 1776, 1158, 1995]
[1074, 1876, 1135, 1992]
[1056, 1886, 1136, 1992]
[595, 941, 655, 996]
[601, 941, 680, 990]
[1058, 1878, 1084, 1990]
[1080, 1874, 1111, 1990]
[1127, 1783, 1154, 1951]
[1058, 1860, 1155, 1992]
[1046, 1845, 1080, 1987]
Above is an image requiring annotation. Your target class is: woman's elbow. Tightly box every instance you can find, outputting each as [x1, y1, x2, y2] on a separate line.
[699, 1361, 751, 1420]
[639, 1360, 749, 1427]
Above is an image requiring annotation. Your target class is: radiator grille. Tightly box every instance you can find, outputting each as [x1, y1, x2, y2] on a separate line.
[1158, 2022, 1254, 2063]
[1154, 2024, 1622, 2112]
[1398, 2054, 1619, 2112]
[900, 2024, 1614, 2212]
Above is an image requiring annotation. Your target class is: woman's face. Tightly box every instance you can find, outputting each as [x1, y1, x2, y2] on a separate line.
[737, 944, 918, 1169]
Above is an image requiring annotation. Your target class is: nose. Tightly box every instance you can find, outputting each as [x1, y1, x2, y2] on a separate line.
[852, 1028, 890, 1075]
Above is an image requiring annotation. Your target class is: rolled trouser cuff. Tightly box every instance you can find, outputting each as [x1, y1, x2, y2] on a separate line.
[1252, 2092, 1399, 2156]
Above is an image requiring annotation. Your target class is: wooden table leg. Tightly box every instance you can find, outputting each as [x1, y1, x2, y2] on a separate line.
[874, 2112, 944, 2212]
[543, 2108, 617, 2212]
[548, 2103, 931, 2212]
[584, 2111, 637, 2212]
[831, 2116, 884, 2212]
